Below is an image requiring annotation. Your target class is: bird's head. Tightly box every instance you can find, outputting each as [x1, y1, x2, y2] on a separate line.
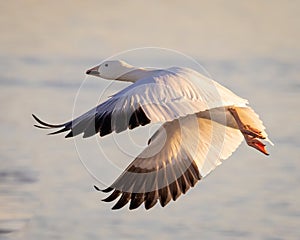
[86, 60, 135, 80]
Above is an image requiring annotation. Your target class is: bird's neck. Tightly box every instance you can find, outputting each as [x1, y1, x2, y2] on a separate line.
[117, 68, 154, 82]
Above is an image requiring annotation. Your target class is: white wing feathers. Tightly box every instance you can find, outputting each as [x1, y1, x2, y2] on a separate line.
[98, 107, 245, 210]
[33, 67, 248, 138]
[112, 67, 248, 122]
[33, 64, 271, 210]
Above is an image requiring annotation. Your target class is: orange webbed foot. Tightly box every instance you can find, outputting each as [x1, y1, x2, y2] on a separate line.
[246, 136, 269, 155]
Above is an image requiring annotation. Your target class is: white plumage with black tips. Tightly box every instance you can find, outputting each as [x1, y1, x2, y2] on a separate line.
[33, 60, 272, 210]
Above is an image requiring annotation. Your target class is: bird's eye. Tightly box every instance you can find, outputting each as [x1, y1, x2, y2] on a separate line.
[105, 64, 108, 67]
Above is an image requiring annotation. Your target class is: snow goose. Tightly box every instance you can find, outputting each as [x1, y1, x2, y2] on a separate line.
[33, 60, 272, 210]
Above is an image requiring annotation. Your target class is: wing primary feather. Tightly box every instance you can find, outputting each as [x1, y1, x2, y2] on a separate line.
[183, 167, 195, 188]
[167, 162, 182, 201]
[99, 112, 112, 137]
[159, 164, 172, 207]
[168, 181, 181, 201]
[177, 175, 189, 194]
[33, 114, 72, 136]
[111, 166, 142, 194]
[158, 186, 172, 207]
[136, 106, 151, 126]
[102, 190, 121, 202]
[128, 106, 151, 129]
[129, 193, 145, 210]
[67, 116, 97, 138]
[111, 192, 131, 210]
[32, 114, 66, 128]
[143, 168, 159, 210]
[65, 131, 74, 138]
[144, 191, 159, 210]
[188, 157, 202, 181]
[128, 109, 139, 129]
[174, 156, 191, 194]
[82, 118, 99, 138]
[94, 185, 114, 192]
[183, 159, 201, 187]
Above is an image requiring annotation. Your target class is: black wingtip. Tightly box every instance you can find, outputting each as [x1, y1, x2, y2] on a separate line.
[129, 193, 144, 210]
[111, 205, 122, 210]
[111, 192, 131, 210]
[94, 185, 113, 193]
[65, 131, 74, 138]
[32, 113, 65, 128]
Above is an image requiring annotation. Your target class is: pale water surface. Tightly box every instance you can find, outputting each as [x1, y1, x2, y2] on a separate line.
[0, 1, 299, 240]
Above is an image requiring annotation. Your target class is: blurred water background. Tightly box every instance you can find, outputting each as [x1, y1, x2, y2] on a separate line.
[0, 1, 299, 239]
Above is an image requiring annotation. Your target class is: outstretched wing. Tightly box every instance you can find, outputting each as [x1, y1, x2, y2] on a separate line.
[96, 107, 244, 210]
[33, 67, 248, 138]
[32, 97, 151, 138]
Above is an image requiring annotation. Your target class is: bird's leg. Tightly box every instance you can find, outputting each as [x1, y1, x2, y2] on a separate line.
[228, 107, 269, 155]
[228, 108, 265, 139]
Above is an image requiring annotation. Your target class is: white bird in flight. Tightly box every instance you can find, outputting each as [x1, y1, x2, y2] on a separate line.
[33, 60, 272, 210]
